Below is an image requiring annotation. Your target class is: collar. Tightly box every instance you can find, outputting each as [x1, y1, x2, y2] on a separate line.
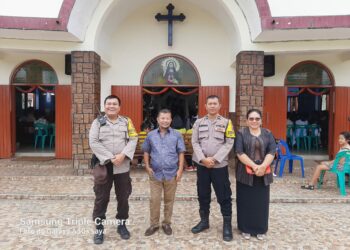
[204, 114, 222, 121]
[157, 127, 172, 134]
[105, 115, 123, 124]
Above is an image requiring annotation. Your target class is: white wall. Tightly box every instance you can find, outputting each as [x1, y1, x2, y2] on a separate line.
[264, 53, 350, 87]
[0, 52, 71, 84]
[101, 1, 238, 111]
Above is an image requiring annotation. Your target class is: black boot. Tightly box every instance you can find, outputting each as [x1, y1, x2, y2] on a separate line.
[222, 216, 233, 242]
[191, 210, 209, 234]
[93, 224, 104, 244]
[117, 220, 130, 240]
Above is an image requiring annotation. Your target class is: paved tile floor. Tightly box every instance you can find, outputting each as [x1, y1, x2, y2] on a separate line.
[1, 200, 350, 249]
[0, 159, 350, 249]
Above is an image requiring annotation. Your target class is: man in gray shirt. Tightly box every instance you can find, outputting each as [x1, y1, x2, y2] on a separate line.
[89, 95, 138, 244]
[191, 95, 235, 242]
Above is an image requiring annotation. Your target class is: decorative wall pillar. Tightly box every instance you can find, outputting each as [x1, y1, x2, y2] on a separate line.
[235, 51, 264, 129]
[71, 51, 101, 175]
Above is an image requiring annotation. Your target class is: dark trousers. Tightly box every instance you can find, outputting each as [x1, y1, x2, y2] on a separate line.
[195, 163, 232, 216]
[92, 164, 132, 222]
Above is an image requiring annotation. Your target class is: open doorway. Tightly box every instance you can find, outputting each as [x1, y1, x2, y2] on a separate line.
[285, 61, 334, 158]
[287, 87, 330, 155]
[11, 60, 58, 156]
[142, 87, 198, 130]
[15, 87, 55, 153]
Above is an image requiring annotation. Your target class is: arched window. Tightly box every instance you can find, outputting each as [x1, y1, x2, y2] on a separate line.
[285, 61, 333, 86]
[12, 60, 58, 84]
[141, 54, 200, 86]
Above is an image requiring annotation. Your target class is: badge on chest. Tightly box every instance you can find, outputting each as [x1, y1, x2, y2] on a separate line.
[215, 125, 226, 133]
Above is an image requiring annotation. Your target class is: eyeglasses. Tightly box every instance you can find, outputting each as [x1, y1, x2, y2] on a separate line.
[248, 117, 261, 121]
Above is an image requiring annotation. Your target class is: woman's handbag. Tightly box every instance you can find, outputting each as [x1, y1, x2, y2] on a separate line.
[245, 165, 271, 175]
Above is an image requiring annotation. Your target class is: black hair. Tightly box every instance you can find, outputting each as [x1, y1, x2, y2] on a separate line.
[157, 108, 172, 117]
[340, 131, 350, 144]
[104, 95, 121, 105]
[246, 108, 262, 119]
[141, 122, 152, 131]
[206, 95, 220, 103]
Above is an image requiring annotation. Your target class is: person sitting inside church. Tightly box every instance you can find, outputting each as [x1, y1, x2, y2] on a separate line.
[34, 114, 48, 126]
[295, 113, 309, 138]
[171, 112, 184, 129]
[301, 131, 350, 190]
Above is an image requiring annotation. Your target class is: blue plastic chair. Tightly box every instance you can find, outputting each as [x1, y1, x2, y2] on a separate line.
[274, 139, 305, 177]
[318, 150, 350, 196]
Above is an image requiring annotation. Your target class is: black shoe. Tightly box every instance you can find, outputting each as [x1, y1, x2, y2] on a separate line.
[93, 226, 104, 244]
[162, 224, 173, 235]
[222, 216, 233, 242]
[117, 223, 130, 240]
[144, 225, 159, 236]
[191, 210, 209, 234]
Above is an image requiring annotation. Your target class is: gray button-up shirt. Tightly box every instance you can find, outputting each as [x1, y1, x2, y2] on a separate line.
[192, 115, 235, 168]
[142, 128, 186, 181]
[89, 116, 138, 175]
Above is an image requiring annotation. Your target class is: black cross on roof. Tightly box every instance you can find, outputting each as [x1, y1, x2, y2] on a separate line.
[155, 3, 186, 46]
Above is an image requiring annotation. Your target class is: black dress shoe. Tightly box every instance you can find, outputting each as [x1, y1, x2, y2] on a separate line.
[93, 227, 104, 244]
[162, 224, 173, 235]
[117, 224, 130, 240]
[144, 226, 159, 236]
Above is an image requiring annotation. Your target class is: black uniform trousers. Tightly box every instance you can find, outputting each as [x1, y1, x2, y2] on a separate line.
[92, 163, 132, 222]
[195, 163, 232, 216]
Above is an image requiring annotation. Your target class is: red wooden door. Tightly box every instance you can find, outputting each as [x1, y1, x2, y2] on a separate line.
[263, 87, 287, 140]
[332, 87, 350, 157]
[55, 85, 72, 159]
[111, 86, 142, 132]
[198, 86, 229, 118]
[0, 86, 12, 158]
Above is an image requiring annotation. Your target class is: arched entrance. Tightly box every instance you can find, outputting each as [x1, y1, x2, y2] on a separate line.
[284, 60, 334, 157]
[11, 60, 57, 156]
[111, 52, 230, 135]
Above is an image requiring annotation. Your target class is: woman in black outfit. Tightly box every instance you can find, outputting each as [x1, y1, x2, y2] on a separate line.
[234, 109, 276, 241]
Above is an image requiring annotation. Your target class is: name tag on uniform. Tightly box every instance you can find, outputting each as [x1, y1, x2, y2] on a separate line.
[215, 126, 225, 133]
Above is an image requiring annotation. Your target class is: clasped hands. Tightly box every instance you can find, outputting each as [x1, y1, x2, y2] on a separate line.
[111, 153, 125, 166]
[251, 164, 266, 177]
[201, 157, 217, 168]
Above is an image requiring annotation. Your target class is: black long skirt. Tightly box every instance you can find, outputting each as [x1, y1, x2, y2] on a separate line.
[236, 176, 270, 235]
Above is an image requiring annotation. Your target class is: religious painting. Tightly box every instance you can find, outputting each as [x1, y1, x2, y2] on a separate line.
[142, 55, 200, 86]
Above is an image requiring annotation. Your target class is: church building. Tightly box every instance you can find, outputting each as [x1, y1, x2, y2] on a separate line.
[0, 0, 349, 174]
